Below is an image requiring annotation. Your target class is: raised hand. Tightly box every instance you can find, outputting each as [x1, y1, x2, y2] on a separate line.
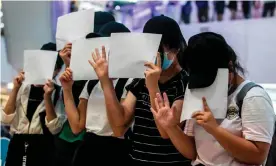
[59, 68, 74, 90]
[192, 97, 219, 134]
[13, 71, 25, 89]
[88, 46, 108, 80]
[59, 43, 72, 67]
[151, 92, 179, 130]
[43, 79, 55, 96]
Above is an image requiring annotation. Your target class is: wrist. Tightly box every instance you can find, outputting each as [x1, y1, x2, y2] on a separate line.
[44, 93, 52, 99]
[12, 86, 21, 92]
[148, 84, 159, 93]
[63, 88, 72, 93]
[99, 75, 110, 85]
[209, 125, 221, 136]
[165, 125, 180, 135]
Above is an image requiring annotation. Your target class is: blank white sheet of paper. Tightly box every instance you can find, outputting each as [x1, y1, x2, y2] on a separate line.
[56, 9, 95, 50]
[70, 37, 110, 80]
[109, 33, 162, 78]
[181, 69, 228, 121]
[23, 50, 58, 85]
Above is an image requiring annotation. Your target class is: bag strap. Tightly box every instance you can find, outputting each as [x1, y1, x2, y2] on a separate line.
[40, 85, 61, 136]
[236, 82, 263, 118]
[39, 111, 52, 136]
[115, 78, 129, 100]
[53, 84, 61, 106]
[87, 80, 99, 96]
[87, 79, 129, 101]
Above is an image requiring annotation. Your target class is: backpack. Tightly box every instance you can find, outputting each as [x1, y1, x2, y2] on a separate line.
[236, 82, 276, 166]
[87, 78, 129, 100]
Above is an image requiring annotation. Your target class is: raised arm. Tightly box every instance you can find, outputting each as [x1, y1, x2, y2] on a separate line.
[43, 79, 66, 134]
[88, 46, 136, 137]
[59, 68, 87, 135]
[2, 72, 25, 124]
[151, 92, 197, 159]
[144, 53, 169, 138]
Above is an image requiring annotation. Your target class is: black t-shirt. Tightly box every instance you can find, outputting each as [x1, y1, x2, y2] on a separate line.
[126, 70, 190, 165]
[26, 85, 45, 122]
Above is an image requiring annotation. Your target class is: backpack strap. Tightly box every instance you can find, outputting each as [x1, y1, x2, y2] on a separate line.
[236, 82, 263, 118]
[266, 123, 276, 166]
[87, 79, 129, 101]
[115, 78, 129, 100]
[87, 80, 99, 96]
[53, 84, 61, 106]
[40, 85, 61, 136]
[39, 111, 53, 136]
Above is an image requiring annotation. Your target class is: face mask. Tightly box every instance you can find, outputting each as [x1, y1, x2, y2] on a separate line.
[162, 52, 174, 70]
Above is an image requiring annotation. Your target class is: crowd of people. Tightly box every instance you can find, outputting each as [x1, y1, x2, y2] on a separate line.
[1, 10, 276, 166]
[179, 1, 276, 23]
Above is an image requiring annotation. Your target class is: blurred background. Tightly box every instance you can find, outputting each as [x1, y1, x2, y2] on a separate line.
[0, 1, 276, 164]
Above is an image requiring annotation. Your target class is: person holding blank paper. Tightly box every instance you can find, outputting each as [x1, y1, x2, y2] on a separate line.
[54, 11, 115, 166]
[151, 32, 275, 166]
[60, 22, 132, 166]
[2, 43, 65, 166]
[90, 15, 191, 165]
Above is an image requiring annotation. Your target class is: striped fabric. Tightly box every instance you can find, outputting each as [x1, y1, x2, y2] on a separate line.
[126, 70, 191, 165]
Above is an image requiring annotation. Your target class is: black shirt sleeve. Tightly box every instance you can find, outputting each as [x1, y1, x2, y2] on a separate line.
[125, 78, 144, 98]
[174, 78, 188, 102]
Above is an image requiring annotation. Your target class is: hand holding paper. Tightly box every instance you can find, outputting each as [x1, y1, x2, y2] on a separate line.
[109, 33, 162, 78]
[181, 69, 228, 121]
[59, 43, 72, 67]
[43, 79, 55, 96]
[23, 50, 58, 85]
[59, 68, 74, 90]
[13, 71, 25, 89]
[70, 37, 110, 80]
[144, 53, 162, 90]
[191, 97, 219, 134]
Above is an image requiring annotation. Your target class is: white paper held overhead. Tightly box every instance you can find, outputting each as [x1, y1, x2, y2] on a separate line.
[23, 50, 58, 85]
[70, 37, 110, 80]
[109, 33, 162, 78]
[181, 69, 228, 121]
[56, 9, 95, 50]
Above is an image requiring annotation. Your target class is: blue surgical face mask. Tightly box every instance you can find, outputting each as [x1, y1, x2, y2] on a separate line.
[162, 52, 174, 70]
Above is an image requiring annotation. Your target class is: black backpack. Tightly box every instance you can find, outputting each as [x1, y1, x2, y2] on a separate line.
[235, 82, 276, 166]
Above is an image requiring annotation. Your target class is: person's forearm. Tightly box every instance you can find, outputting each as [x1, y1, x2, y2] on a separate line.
[166, 125, 197, 160]
[4, 87, 20, 115]
[44, 94, 57, 122]
[149, 88, 169, 138]
[210, 126, 267, 165]
[63, 89, 81, 134]
[100, 77, 128, 128]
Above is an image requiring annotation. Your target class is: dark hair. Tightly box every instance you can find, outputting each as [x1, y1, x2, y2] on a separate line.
[55, 54, 64, 70]
[40, 42, 64, 71]
[143, 15, 187, 70]
[209, 32, 245, 75]
[226, 44, 245, 75]
[158, 32, 187, 71]
[184, 32, 245, 76]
